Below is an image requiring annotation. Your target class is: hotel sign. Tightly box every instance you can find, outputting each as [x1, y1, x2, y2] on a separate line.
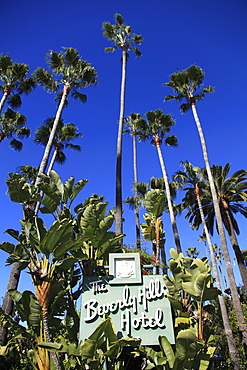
[79, 254, 174, 345]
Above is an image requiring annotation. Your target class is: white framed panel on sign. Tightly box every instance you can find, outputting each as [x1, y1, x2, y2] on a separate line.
[109, 253, 142, 285]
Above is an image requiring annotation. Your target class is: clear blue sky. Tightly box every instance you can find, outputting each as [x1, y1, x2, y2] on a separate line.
[1, 0, 247, 299]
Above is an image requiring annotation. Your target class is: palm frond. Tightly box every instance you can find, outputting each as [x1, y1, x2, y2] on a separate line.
[71, 90, 87, 103]
[0, 54, 12, 72]
[180, 103, 191, 113]
[34, 67, 59, 92]
[65, 144, 81, 151]
[115, 13, 124, 26]
[103, 14, 142, 57]
[132, 33, 143, 45]
[63, 47, 80, 67]
[163, 94, 176, 102]
[55, 150, 66, 164]
[102, 22, 117, 41]
[16, 126, 30, 139]
[11, 63, 29, 81]
[7, 94, 22, 108]
[132, 47, 142, 57]
[46, 50, 64, 74]
[104, 47, 117, 53]
[18, 77, 36, 94]
[165, 134, 178, 147]
[9, 138, 23, 151]
[123, 196, 137, 211]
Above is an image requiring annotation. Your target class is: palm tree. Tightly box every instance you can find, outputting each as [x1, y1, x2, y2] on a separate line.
[0, 108, 30, 150]
[102, 14, 143, 236]
[1, 50, 96, 341]
[164, 65, 247, 348]
[184, 163, 247, 292]
[174, 161, 242, 367]
[0, 54, 36, 114]
[0, 109, 31, 341]
[124, 113, 143, 248]
[34, 117, 82, 174]
[34, 47, 97, 183]
[136, 109, 182, 253]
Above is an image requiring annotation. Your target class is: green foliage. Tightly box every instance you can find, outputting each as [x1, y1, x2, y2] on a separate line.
[0, 54, 36, 108]
[136, 109, 177, 147]
[143, 329, 215, 370]
[164, 249, 219, 342]
[208, 287, 247, 369]
[0, 108, 30, 150]
[103, 13, 143, 57]
[34, 47, 97, 104]
[180, 163, 247, 236]
[34, 117, 82, 166]
[163, 65, 214, 113]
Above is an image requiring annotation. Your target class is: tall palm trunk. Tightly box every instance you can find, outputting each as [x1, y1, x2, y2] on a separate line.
[115, 46, 127, 237]
[224, 207, 247, 291]
[35, 83, 70, 186]
[0, 85, 10, 113]
[154, 136, 182, 253]
[191, 97, 247, 349]
[132, 130, 141, 248]
[34, 84, 70, 215]
[47, 147, 58, 175]
[0, 262, 21, 346]
[194, 184, 241, 368]
[0, 85, 70, 347]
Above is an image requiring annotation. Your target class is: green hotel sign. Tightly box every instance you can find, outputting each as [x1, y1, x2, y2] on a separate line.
[80, 254, 175, 345]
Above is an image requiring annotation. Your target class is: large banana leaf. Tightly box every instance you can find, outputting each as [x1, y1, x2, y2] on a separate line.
[39, 219, 74, 255]
[0, 241, 15, 254]
[38, 182, 62, 213]
[8, 290, 41, 329]
[159, 335, 175, 368]
[53, 233, 86, 258]
[70, 179, 88, 202]
[143, 190, 166, 217]
[6, 173, 32, 203]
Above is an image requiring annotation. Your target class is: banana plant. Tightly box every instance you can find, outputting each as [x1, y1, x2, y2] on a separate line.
[37, 316, 142, 370]
[163, 249, 219, 340]
[143, 331, 215, 370]
[34, 170, 88, 218]
[76, 194, 124, 275]
[29, 171, 124, 270]
[139, 189, 166, 269]
[2, 171, 125, 365]
[0, 214, 88, 370]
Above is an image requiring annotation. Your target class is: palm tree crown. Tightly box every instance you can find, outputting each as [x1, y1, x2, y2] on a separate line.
[0, 54, 36, 113]
[137, 109, 178, 146]
[136, 109, 181, 253]
[124, 113, 143, 248]
[102, 14, 143, 237]
[179, 163, 247, 292]
[0, 108, 30, 150]
[164, 65, 247, 347]
[185, 163, 247, 235]
[164, 64, 214, 113]
[34, 117, 82, 166]
[103, 13, 143, 55]
[33, 48, 97, 181]
[34, 47, 97, 105]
